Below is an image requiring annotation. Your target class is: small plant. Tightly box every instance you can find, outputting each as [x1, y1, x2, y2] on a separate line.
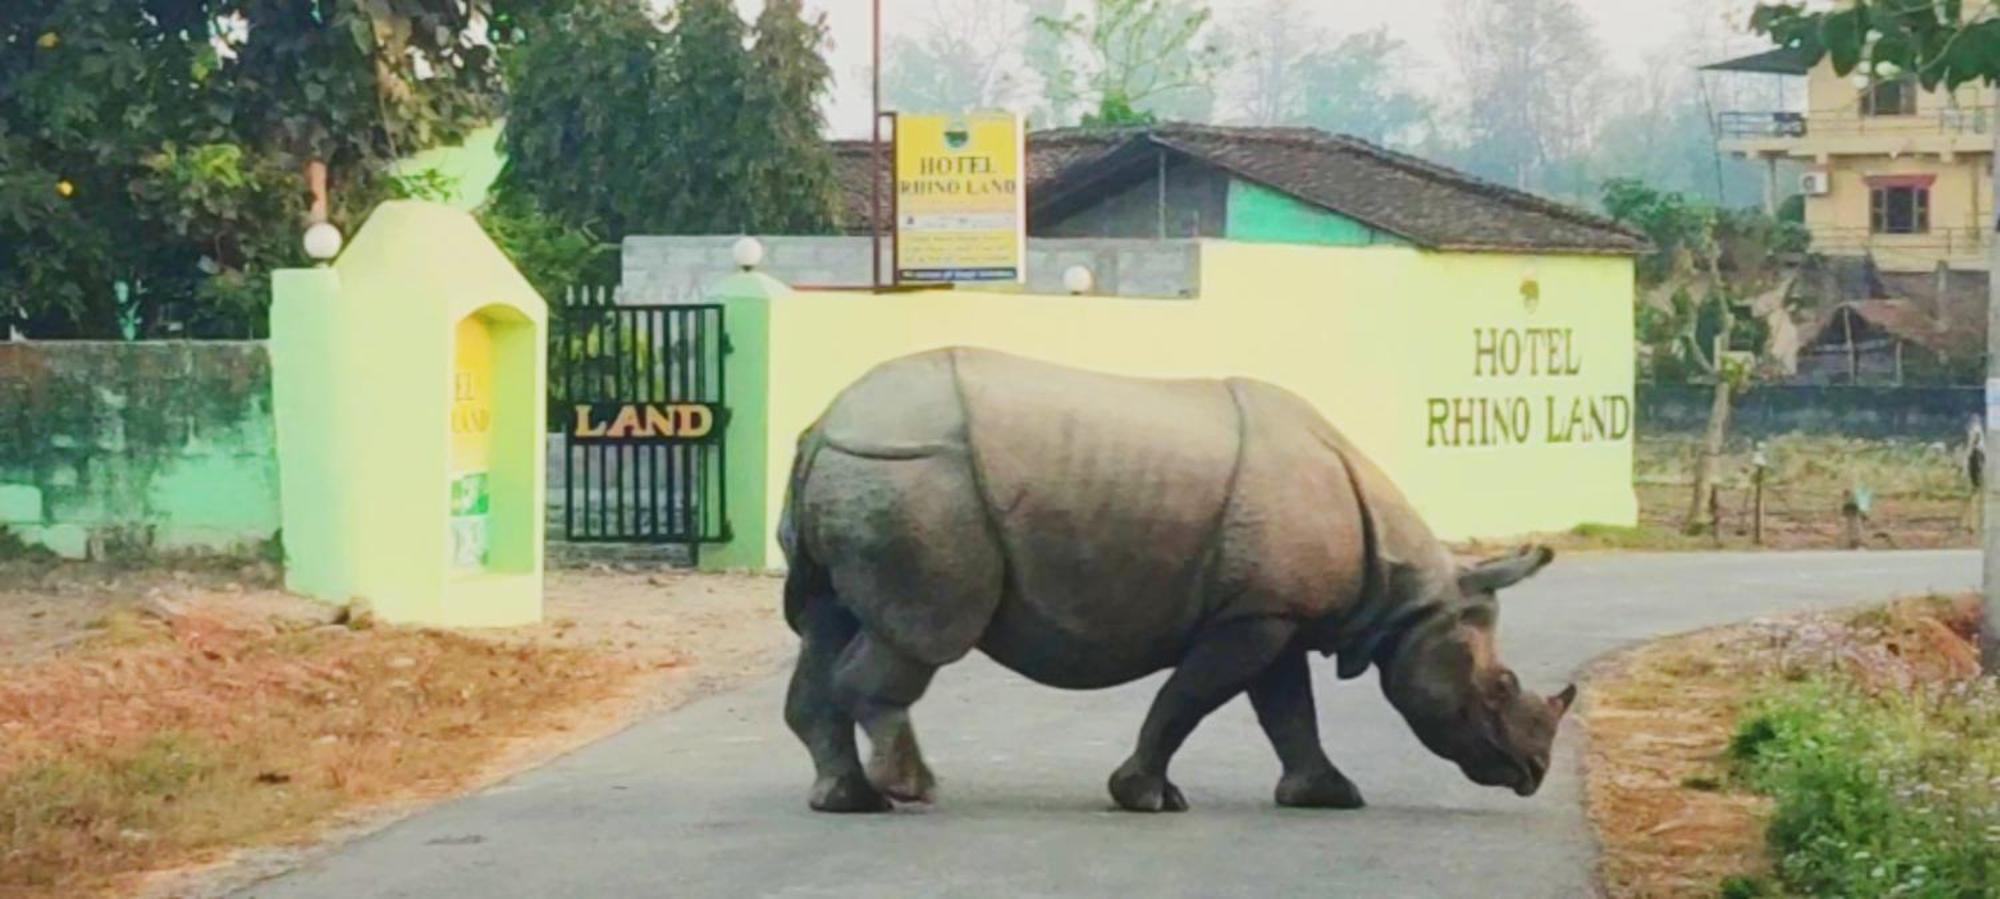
[1729, 678, 1999, 897]
[1717, 874, 1770, 899]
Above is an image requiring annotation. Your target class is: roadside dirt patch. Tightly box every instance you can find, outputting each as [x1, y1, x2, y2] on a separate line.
[0, 563, 790, 898]
[1581, 595, 1981, 898]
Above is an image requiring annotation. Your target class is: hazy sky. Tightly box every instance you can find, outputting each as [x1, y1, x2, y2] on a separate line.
[780, 0, 1774, 138]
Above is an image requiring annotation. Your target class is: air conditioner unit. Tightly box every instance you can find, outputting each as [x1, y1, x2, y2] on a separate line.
[1799, 171, 1832, 196]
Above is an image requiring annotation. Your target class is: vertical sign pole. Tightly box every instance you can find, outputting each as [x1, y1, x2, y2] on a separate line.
[1982, 107, 2000, 672]
[869, 0, 883, 290]
[887, 112, 899, 287]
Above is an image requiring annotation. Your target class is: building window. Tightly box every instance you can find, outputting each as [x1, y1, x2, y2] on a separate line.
[1862, 75, 1918, 116]
[1870, 186, 1930, 234]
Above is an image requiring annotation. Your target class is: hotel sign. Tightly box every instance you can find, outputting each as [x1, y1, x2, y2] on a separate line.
[894, 112, 1025, 284]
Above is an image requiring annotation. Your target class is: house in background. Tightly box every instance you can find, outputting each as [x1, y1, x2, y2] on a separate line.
[1705, 46, 1994, 274]
[1792, 263, 1988, 386]
[833, 124, 1642, 255]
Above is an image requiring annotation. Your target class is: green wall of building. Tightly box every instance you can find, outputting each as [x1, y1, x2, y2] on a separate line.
[0, 342, 280, 559]
[1224, 179, 1409, 248]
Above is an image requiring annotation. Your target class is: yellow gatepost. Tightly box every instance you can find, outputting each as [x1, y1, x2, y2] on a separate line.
[270, 200, 547, 627]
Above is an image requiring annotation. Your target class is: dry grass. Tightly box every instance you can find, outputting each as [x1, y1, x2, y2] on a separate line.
[0, 598, 641, 897]
[1582, 595, 1982, 898]
[1462, 435, 1980, 555]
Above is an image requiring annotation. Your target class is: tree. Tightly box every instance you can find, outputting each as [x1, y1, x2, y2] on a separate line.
[743, 0, 841, 234]
[1442, 0, 1609, 196]
[1294, 30, 1433, 146]
[496, 0, 838, 240]
[881, 0, 1032, 114]
[1224, 2, 1427, 145]
[1604, 179, 1804, 533]
[1752, 1, 2000, 670]
[0, 0, 518, 339]
[1034, 0, 1225, 126]
[496, 0, 672, 241]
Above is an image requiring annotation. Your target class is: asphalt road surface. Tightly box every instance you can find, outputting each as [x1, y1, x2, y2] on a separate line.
[244, 550, 1976, 899]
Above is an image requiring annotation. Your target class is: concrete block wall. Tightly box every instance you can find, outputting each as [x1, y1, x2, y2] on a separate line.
[621, 236, 1202, 304]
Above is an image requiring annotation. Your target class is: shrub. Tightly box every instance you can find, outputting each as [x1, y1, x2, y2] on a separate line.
[1729, 678, 1998, 897]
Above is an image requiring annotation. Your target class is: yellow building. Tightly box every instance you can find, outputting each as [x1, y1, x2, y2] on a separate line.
[1708, 46, 1994, 273]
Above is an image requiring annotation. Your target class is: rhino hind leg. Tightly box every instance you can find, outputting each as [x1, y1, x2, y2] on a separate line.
[785, 596, 890, 813]
[1109, 617, 1299, 813]
[1250, 650, 1365, 810]
[834, 630, 940, 804]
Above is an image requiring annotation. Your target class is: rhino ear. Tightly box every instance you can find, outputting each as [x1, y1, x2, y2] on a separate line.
[1549, 683, 1578, 720]
[1458, 545, 1555, 595]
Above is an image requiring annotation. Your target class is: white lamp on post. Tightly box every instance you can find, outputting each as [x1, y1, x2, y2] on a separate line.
[732, 236, 766, 272]
[1063, 264, 1094, 296]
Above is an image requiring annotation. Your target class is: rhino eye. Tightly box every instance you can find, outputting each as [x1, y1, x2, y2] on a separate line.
[1495, 671, 1520, 701]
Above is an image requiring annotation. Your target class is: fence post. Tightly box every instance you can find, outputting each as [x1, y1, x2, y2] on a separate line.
[697, 271, 785, 572]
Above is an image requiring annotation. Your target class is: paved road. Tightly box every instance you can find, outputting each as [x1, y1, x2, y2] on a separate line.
[245, 551, 1976, 899]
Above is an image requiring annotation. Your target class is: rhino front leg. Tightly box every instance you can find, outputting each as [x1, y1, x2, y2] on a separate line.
[1249, 649, 1364, 809]
[833, 630, 940, 804]
[1109, 617, 1297, 812]
[786, 599, 890, 813]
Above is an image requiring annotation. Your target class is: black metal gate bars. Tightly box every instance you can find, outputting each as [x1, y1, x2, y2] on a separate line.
[552, 288, 728, 544]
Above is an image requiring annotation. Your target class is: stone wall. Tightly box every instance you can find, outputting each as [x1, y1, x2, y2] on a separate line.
[620, 236, 1202, 304]
[0, 342, 281, 559]
[1636, 384, 1983, 441]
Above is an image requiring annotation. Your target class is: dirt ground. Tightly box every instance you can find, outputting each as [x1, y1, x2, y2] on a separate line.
[0, 561, 793, 898]
[1580, 595, 1982, 898]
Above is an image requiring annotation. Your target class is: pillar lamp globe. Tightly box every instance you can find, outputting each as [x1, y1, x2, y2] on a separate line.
[303, 222, 343, 263]
[1063, 264, 1094, 295]
[732, 236, 765, 271]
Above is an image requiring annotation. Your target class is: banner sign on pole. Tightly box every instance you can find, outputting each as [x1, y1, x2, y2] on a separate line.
[894, 112, 1025, 284]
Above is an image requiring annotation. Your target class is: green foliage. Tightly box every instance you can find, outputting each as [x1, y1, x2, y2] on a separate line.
[1754, 2, 2000, 90]
[495, 0, 838, 243]
[1036, 0, 1224, 126]
[1730, 677, 1999, 897]
[476, 192, 616, 302]
[1, 0, 522, 339]
[1603, 179, 1805, 384]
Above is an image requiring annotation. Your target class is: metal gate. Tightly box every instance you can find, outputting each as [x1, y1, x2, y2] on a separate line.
[551, 288, 729, 545]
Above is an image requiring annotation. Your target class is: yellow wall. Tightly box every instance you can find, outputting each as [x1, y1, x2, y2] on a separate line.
[1803, 60, 1995, 125]
[1810, 155, 1994, 270]
[756, 241, 1636, 564]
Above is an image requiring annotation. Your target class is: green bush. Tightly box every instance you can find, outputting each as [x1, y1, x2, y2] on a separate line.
[1729, 679, 1998, 897]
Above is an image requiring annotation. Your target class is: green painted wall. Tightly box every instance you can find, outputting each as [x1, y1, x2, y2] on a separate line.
[1224, 179, 1409, 247]
[0, 342, 280, 559]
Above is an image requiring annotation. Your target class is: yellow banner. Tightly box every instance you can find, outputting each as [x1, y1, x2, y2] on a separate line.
[449, 315, 494, 570]
[894, 112, 1024, 283]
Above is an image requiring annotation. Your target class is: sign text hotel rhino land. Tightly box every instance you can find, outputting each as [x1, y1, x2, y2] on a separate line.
[1425, 326, 1633, 449]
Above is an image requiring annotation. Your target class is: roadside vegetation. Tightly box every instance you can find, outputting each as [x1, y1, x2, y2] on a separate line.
[1583, 596, 1991, 898]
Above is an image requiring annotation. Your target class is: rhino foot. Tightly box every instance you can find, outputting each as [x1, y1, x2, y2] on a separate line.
[809, 773, 892, 813]
[1109, 764, 1189, 813]
[866, 743, 937, 804]
[1275, 765, 1365, 809]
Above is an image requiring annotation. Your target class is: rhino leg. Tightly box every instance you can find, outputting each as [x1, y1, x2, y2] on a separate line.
[1109, 617, 1297, 812]
[1250, 649, 1365, 809]
[834, 630, 939, 804]
[785, 598, 890, 813]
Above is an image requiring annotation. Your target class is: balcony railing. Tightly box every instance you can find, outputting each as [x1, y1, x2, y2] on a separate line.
[1718, 107, 1995, 140]
[1811, 226, 1990, 259]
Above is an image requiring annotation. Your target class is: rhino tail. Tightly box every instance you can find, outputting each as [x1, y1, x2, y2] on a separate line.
[780, 427, 832, 635]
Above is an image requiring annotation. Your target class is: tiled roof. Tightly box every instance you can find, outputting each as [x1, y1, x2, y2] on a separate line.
[833, 124, 1644, 255]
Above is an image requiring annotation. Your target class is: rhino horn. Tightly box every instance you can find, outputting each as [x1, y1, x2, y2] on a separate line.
[1458, 545, 1555, 595]
[1549, 683, 1578, 720]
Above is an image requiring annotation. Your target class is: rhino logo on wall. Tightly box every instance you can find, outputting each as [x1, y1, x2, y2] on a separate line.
[778, 348, 1574, 813]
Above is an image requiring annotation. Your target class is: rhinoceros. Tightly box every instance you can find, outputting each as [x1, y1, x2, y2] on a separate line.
[778, 348, 1575, 813]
